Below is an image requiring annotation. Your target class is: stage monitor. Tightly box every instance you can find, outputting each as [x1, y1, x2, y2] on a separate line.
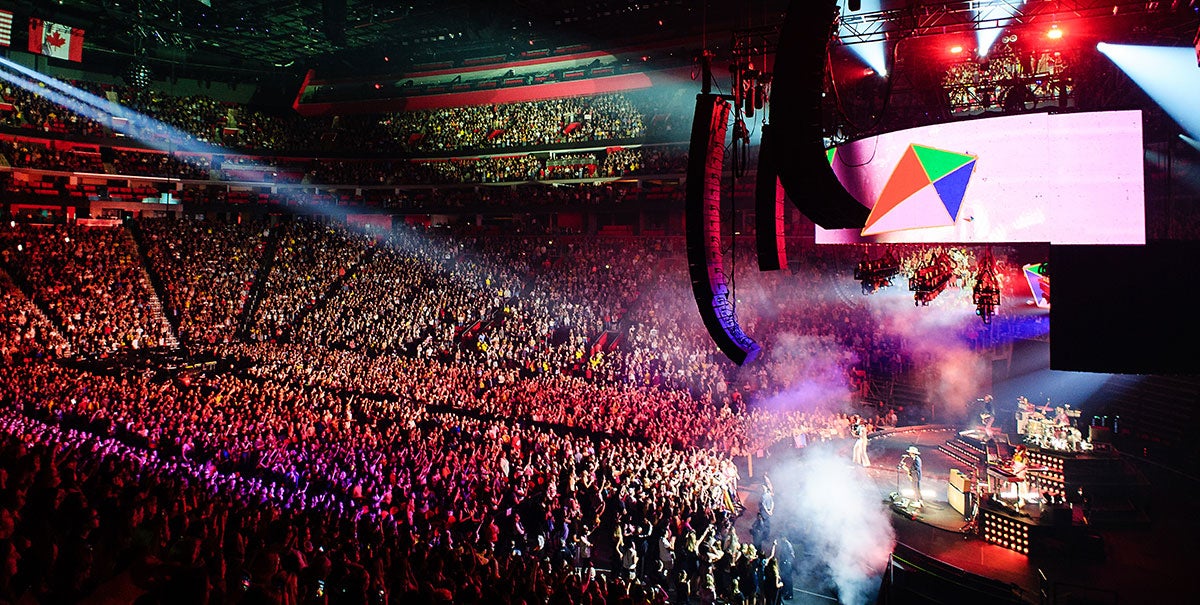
[816, 111, 1145, 245]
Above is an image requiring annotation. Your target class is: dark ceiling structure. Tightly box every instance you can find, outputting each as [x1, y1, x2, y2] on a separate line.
[3, 0, 1195, 119]
[5, 0, 789, 82]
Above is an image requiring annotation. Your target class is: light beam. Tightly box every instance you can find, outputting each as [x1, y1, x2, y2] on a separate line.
[839, 1, 889, 77]
[1097, 43, 1200, 139]
[974, 0, 1025, 57]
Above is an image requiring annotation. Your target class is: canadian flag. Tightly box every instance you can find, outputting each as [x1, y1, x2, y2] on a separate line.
[28, 19, 83, 62]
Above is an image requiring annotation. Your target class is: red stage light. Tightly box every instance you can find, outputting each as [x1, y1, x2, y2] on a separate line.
[1047, 25, 1063, 40]
[950, 45, 964, 54]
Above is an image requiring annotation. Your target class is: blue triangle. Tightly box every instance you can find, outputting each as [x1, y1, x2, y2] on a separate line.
[932, 160, 976, 221]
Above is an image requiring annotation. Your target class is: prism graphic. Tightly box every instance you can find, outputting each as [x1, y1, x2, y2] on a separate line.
[1022, 263, 1050, 308]
[861, 144, 977, 236]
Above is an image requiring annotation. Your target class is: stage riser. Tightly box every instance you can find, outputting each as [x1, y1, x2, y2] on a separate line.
[938, 446, 982, 470]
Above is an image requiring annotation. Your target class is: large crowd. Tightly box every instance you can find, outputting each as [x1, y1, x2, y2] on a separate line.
[0, 215, 932, 604]
[0, 68, 1050, 605]
[1, 78, 683, 156]
[0, 223, 175, 356]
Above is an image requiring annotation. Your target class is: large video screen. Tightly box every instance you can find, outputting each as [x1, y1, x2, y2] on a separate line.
[816, 111, 1145, 245]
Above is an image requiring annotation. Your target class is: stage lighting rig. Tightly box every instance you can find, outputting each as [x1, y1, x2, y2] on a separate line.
[124, 57, 153, 89]
[973, 250, 1002, 323]
[854, 248, 900, 294]
[910, 251, 954, 306]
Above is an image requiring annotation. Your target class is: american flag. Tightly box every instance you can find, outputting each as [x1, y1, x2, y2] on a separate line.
[0, 10, 12, 47]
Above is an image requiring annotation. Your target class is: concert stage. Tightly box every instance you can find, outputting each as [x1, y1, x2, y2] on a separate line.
[740, 424, 1197, 603]
[864, 425, 1191, 604]
[938, 428, 1151, 530]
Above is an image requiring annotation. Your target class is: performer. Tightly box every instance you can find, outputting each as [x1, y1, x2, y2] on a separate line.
[899, 446, 923, 507]
[1016, 395, 1033, 434]
[851, 416, 871, 468]
[1011, 444, 1029, 506]
[979, 395, 996, 439]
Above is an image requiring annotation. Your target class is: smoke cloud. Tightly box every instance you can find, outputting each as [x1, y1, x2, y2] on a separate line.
[867, 285, 990, 423]
[749, 331, 856, 413]
[766, 445, 895, 605]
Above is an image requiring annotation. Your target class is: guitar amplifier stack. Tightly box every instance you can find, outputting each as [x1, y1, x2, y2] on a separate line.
[948, 468, 974, 517]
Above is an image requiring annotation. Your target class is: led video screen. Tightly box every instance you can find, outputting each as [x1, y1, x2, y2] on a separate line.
[816, 111, 1145, 245]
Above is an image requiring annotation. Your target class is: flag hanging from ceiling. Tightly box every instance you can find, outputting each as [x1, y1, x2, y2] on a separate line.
[0, 10, 13, 47]
[28, 19, 84, 62]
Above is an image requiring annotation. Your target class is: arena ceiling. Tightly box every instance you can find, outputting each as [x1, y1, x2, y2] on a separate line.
[8, 1, 1196, 92]
[10, 0, 789, 80]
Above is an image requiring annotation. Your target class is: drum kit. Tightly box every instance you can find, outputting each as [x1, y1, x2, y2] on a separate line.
[1025, 419, 1084, 451]
[1015, 396, 1087, 452]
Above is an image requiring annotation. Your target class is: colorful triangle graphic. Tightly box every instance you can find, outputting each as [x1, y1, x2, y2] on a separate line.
[862, 146, 931, 235]
[931, 159, 976, 221]
[913, 144, 975, 182]
[827, 147, 837, 166]
[1023, 263, 1050, 308]
[862, 143, 978, 236]
[862, 183, 954, 236]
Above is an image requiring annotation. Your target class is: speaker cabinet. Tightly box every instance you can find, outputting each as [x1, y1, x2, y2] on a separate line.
[685, 94, 761, 365]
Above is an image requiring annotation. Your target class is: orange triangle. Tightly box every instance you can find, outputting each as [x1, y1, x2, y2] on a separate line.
[863, 145, 932, 234]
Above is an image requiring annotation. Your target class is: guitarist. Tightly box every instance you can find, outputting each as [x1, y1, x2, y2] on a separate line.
[899, 446, 923, 508]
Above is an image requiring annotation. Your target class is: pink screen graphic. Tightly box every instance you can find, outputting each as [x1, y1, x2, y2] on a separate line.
[816, 111, 1145, 245]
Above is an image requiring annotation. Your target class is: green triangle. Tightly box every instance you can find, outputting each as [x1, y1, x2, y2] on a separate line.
[826, 147, 837, 166]
[912, 144, 974, 182]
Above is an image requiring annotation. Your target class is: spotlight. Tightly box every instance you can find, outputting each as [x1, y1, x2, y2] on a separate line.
[950, 45, 964, 55]
[124, 59, 153, 89]
[1047, 25, 1063, 40]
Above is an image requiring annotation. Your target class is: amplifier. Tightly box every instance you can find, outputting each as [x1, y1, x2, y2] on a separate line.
[948, 483, 971, 517]
[949, 469, 974, 517]
[950, 468, 973, 493]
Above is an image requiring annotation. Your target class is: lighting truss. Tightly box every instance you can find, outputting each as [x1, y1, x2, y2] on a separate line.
[854, 248, 900, 294]
[910, 250, 955, 306]
[973, 250, 1002, 324]
[941, 47, 1074, 115]
[834, 0, 1175, 46]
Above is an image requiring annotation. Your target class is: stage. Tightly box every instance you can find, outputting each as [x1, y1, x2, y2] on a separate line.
[742, 425, 1199, 604]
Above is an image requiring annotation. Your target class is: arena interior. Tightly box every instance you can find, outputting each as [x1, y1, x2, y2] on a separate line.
[1, 1, 1199, 604]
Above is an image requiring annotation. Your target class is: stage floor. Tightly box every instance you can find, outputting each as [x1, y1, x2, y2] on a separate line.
[743, 426, 1200, 604]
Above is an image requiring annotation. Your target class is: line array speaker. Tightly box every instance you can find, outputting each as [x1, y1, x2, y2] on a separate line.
[686, 94, 762, 366]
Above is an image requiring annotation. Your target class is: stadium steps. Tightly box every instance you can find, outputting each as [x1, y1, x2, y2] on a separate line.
[861, 377, 893, 408]
[891, 375, 930, 410]
[237, 226, 282, 340]
[119, 225, 178, 349]
[572, 329, 618, 375]
[285, 245, 380, 341]
[0, 265, 72, 350]
[125, 221, 182, 338]
[0, 252, 76, 349]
